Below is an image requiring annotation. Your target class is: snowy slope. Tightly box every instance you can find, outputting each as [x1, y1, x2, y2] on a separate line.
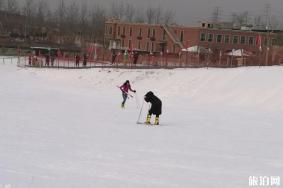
[0, 58, 283, 188]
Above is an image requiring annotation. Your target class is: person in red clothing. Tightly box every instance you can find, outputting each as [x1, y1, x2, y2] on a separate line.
[119, 80, 136, 108]
[75, 54, 80, 67]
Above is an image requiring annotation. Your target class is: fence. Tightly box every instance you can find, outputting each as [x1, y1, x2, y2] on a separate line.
[0, 56, 19, 64]
[11, 47, 283, 69]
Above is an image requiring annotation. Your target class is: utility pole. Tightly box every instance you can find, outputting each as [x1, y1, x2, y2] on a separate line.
[264, 4, 271, 66]
[264, 4, 271, 30]
[211, 7, 222, 22]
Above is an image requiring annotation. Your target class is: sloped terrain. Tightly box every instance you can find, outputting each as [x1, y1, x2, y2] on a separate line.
[0, 60, 282, 188]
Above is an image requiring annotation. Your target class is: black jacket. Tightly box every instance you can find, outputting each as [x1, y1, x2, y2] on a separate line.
[144, 91, 162, 115]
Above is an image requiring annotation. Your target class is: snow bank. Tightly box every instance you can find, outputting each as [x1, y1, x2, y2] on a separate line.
[0, 58, 282, 188]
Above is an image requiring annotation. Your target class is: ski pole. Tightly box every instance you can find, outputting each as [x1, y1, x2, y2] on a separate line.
[134, 92, 140, 109]
[137, 100, 145, 124]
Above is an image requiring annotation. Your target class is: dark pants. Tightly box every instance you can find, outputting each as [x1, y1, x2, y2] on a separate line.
[148, 101, 162, 116]
[122, 92, 128, 105]
[148, 112, 159, 118]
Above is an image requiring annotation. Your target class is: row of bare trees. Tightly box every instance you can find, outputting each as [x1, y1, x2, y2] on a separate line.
[231, 12, 282, 30]
[109, 1, 175, 25]
[0, 0, 176, 45]
[211, 6, 282, 30]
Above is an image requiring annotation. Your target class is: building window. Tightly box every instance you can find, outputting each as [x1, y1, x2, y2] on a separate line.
[180, 31, 184, 42]
[147, 28, 150, 38]
[152, 29, 155, 37]
[163, 30, 166, 40]
[200, 33, 206, 41]
[208, 33, 213, 42]
[122, 39, 124, 47]
[216, 34, 222, 43]
[139, 28, 142, 36]
[151, 42, 155, 52]
[118, 26, 121, 36]
[233, 36, 239, 44]
[224, 35, 230, 43]
[129, 40, 132, 48]
[122, 27, 125, 35]
[109, 27, 113, 35]
[138, 41, 141, 49]
[240, 36, 246, 44]
[129, 28, 132, 37]
[146, 42, 149, 51]
[248, 37, 255, 45]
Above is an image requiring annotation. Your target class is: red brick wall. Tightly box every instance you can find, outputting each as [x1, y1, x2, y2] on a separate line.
[106, 22, 166, 52]
[197, 29, 266, 53]
[105, 21, 280, 66]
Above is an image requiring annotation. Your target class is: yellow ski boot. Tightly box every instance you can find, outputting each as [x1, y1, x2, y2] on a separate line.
[145, 114, 151, 125]
[154, 117, 159, 125]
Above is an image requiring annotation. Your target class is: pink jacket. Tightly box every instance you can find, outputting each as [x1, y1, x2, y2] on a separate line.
[120, 83, 134, 93]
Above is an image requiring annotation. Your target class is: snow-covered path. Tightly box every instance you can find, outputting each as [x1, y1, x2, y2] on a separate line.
[0, 60, 282, 188]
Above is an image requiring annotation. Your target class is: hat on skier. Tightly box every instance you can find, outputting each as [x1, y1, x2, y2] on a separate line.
[146, 91, 153, 95]
[144, 91, 153, 102]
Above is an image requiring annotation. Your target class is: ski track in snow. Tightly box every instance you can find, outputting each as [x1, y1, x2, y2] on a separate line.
[0, 58, 283, 188]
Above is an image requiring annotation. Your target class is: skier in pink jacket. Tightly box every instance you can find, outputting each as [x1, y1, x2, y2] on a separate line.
[119, 80, 136, 108]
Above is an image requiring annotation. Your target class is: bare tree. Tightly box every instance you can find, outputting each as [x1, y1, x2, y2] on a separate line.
[22, 0, 36, 40]
[134, 9, 145, 23]
[45, 9, 54, 23]
[270, 15, 279, 29]
[23, 0, 35, 18]
[36, 0, 49, 24]
[90, 4, 106, 43]
[146, 7, 155, 24]
[0, 0, 5, 11]
[7, 0, 18, 13]
[55, 0, 66, 25]
[66, 1, 79, 31]
[0, 0, 5, 34]
[124, 2, 135, 22]
[231, 11, 249, 26]
[80, 2, 88, 26]
[79, 2, 89, 39]
[110, 1, 124, 20]
[211, 7, 222, 22]
[154, 5, 162, 24]
[254, 15, 265, 29]
[163, 9, 175, 25]
[54, 0, 67, 44]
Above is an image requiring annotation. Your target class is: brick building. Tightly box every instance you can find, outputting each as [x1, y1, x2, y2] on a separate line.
[104, 19, 283, 66]
[105, 19, 276, 54]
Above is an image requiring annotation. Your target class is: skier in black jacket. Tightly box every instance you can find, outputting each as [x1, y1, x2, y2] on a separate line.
[144, 91, 162, 125]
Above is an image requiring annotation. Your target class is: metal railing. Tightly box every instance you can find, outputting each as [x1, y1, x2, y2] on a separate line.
[6, 52, 283, 69]
[0, 56, 19, 64]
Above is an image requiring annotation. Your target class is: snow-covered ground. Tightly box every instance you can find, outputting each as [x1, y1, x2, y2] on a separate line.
[0, 57, 283, 188]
